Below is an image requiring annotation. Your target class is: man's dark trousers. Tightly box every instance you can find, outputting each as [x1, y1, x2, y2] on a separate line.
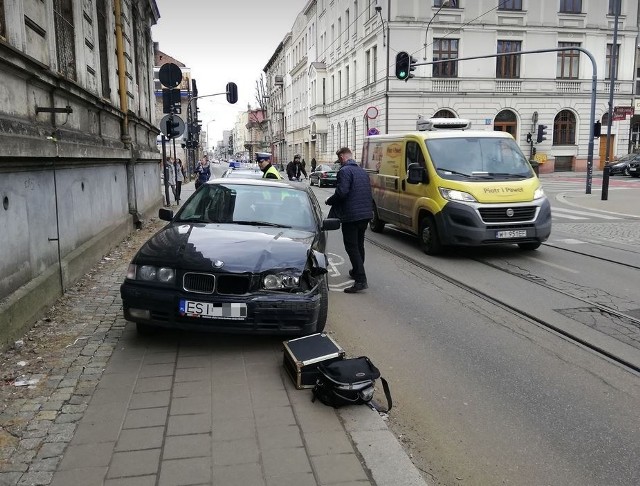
[342, 219, 368, 284]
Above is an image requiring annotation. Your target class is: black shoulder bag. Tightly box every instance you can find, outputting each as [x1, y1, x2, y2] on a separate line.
[312, 356, 392, 412]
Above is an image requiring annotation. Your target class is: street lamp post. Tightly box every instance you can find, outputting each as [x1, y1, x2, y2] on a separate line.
[423, 0, 450, 61]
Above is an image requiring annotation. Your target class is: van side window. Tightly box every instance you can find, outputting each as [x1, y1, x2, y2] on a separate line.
[405, 141, 425, 172]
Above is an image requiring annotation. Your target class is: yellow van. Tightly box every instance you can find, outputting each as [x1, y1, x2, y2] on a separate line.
[361, 118, 551, 254]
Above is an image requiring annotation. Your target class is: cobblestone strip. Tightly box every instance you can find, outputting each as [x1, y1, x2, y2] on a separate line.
[0, 220, 165, 486]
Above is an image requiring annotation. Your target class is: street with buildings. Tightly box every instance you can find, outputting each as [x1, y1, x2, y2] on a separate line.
[2, 0, 640, 485]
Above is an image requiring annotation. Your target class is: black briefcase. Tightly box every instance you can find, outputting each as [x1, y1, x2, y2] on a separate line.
[283, 333, 345, 389]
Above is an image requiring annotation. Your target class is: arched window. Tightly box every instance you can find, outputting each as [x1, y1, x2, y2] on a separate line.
[344, 122, 349, 148]
[331, 125, 335, 152]
[433, 109, 455, 118]
[553, 110, 576, 145]
[494, 109, 517, 137]
[352, 118, 357, 157]
[337, 123, 342, 148]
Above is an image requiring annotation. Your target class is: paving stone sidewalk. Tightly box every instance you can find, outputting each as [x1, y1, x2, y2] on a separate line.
[0, 207, 427, 486]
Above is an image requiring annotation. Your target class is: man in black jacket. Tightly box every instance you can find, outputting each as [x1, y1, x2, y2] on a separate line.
[325, 147, 373, 293]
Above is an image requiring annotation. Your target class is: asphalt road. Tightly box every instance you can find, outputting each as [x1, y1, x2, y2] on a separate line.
[310, 183, 640, 486]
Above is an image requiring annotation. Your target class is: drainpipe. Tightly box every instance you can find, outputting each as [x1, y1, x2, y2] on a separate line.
[114, 0, 141, 224]
[384, 0, 391, 134]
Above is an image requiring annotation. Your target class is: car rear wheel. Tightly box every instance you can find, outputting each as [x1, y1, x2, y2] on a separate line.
[369, 203, 385, 233]
[518, 242, 541, 251]
[419, 215, 442, 255]
[315, 275, 328, 333]
[623, 167, 630, 176]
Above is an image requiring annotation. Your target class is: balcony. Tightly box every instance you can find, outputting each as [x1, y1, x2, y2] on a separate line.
[495, 80, 522, 93]
[432, 79, 460, 92]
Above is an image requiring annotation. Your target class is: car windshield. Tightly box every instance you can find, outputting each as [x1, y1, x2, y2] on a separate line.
[176, 183, 316, 230]
[426, 137, 533, 180]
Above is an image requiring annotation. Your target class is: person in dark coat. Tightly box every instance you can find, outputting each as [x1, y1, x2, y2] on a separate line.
[310, 157, 317, 173]
[325, 146, 373, 293]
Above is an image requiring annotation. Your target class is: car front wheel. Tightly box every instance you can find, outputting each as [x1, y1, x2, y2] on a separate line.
[315, 276, 328, 333]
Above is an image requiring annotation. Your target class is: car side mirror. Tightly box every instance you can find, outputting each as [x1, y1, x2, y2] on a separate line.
[407, 163, 427, 184]
[159, 208, 174, 221]
[322, 218, 341, 231]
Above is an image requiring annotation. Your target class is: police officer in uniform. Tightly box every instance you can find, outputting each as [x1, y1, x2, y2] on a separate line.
[256, 152, 282, 179]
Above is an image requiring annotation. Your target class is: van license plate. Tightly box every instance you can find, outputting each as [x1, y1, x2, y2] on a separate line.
[180, 300, 247, 320]
[496, 230, 527, 239]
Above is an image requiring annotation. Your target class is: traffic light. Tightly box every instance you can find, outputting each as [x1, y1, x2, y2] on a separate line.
[226, 82, 238, 104]
[166, 116, 180, 139]
[593, 121, 602, 138]
[395, 51, 417, 81]
[536, 124, 548, 143]
[162, 88, 181, 114]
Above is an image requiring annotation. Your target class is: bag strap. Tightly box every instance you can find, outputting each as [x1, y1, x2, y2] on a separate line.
[377, 376, 393, 413]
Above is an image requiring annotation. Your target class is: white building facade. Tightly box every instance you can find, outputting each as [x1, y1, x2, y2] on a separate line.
[263, 0, 639, 172]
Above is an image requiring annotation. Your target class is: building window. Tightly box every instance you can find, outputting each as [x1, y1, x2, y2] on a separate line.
[96, 0, 111, 98]
[606, 43, 620, 79]
[499, 0, 522, 10]
[496, 40, 521, 79]
[372, 46, 377, 83]
[345, 123, 348, 148]
[368, 0, 375, 19]
[494, 110, 517, 137]
[354, 1, 358, 34]
[338, 70, 342, 99]
[433, 38, 458, 77]
[53, 0, 77, 80]
[331, 75, 335, 102]
[0, 0, 6, 38]
[553, 110, 576, 145]
[337, 122, 342, 148]
[366, 49, 371, 84]
[557, 42, 580, 79]
[434, 0, 458, 6]
[346, 9, 350, 40]
[559, 0, 581, 13]
[608, 0, 621, 15]
[345, 66, 350, 95]
[433, 109, 455, 118]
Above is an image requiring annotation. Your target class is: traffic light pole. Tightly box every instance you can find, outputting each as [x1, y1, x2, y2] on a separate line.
[409, 47, 597, 194]
[161, 135, 171, 207]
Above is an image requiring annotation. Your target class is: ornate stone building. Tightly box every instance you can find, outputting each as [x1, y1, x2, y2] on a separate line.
[0, 0, 161, 346]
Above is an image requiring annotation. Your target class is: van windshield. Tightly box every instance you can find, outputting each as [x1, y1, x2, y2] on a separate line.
[425, 137, 533, 180]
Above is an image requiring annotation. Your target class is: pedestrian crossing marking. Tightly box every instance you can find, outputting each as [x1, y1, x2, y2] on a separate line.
[551, 207, 623, 220]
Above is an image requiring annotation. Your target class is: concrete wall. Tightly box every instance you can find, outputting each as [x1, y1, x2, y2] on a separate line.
[0, 0, 162, 349]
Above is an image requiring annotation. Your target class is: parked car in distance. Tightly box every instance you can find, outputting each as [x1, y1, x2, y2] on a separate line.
[628, 158, 640, 177]
[120, 179, 341, 335]
[607, 153, 640, 176]
[309, 164, 339, 187]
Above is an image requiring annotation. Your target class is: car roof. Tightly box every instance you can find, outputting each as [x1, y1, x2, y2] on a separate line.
[206, 178, 307, 191]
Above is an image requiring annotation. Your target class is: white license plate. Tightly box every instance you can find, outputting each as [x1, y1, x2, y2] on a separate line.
[496, 230, 527, 239]
[179, 300, 247, 320]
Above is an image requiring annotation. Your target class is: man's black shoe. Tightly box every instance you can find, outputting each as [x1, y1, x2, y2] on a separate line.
[344, 282, 368, 293]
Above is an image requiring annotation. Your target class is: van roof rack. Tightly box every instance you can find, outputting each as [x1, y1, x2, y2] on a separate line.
[416, 116, 471, 131]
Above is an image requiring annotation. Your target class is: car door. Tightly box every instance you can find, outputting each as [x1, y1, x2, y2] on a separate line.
[397, 140, 428, 228]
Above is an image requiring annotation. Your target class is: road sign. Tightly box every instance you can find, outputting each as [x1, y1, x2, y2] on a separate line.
[367, 128, 380, 135]
[159, 63, 182, 89]
[160, 114, 185, 139]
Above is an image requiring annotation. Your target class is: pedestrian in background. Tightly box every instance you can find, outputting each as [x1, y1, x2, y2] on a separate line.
[165, 156, 177, 203]
[173, 158, 185, 204]
[311, 157, 317, 173]
[325, 146, 373, 293]
[286, 158, 299, 181]
[300, 158, 308, 180]
[195, 156, 211, 190]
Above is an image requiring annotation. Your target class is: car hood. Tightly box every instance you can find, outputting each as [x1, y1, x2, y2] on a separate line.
[134, 223, 317, 273]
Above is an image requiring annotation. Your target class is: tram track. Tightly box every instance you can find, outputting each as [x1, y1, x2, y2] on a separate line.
[366, 235, 640, 374]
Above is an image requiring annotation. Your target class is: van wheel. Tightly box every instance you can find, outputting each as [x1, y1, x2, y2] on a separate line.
[315, 275, 328, 333]
[369, 203, 385, 233]
[518, 242, 541, 251]
[419, 215, 442, 255]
